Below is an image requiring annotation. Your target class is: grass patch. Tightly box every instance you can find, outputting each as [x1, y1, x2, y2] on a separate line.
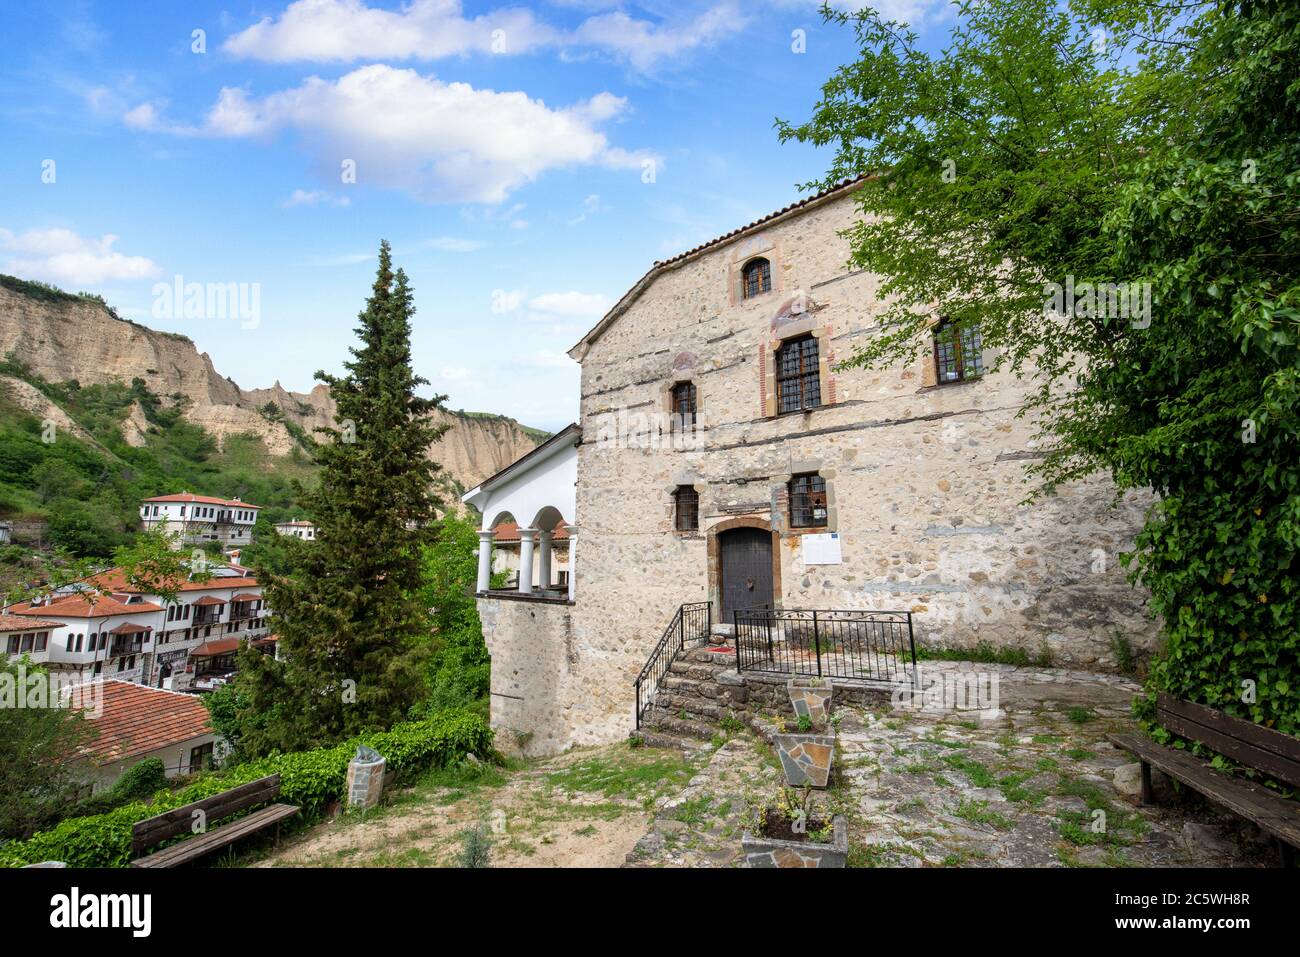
[1065, 707, 1097, 724]
[952, 799, 1014, 830]
[941, 753, 996, 788]
[545, 752, 695, 801]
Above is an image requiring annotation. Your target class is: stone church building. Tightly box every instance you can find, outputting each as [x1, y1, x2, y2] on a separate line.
[463, 178, 1156, 755]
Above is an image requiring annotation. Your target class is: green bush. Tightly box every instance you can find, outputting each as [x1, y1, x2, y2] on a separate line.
[110, 759, 168, 802]
[0, 709, 492, 868]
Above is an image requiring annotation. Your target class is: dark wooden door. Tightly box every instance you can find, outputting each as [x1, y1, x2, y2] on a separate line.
[719, 527, 774, 626]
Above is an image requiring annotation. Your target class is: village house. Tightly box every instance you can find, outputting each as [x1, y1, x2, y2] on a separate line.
[139, 493, 261, 548]
[463, 179, 1156, 756]
[3, 562, 270, 691]
[73, 680, 224, 791]
[274, 519, 316, 540]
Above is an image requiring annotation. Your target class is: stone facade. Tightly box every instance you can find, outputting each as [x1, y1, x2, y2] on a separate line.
[485, 182, 1157, 755]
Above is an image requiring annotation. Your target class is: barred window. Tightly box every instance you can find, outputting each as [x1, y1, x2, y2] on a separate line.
[674, 485, 699, 532]
[671, 381, 697, 426]
[742, 258, 771, 299]
[789, 473, 828, 529]
[934, 319, 983, 384]
[776, 335, 822, 413]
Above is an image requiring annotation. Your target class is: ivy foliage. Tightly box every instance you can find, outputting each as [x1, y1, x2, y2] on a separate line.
[0, 709, 492, 868]
[780, 0, 1299, 740]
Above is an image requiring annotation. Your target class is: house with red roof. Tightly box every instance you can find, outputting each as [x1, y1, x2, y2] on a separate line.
[74, 680, 224, 790]
[3, 560, 271, 691]
[139, 492, 262, 549]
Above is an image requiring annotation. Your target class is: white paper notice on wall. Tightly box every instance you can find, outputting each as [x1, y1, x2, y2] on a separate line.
[801, 532, 842, 565]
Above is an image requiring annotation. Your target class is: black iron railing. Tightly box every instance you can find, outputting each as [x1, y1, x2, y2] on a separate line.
[734, 607, 916, 684]
[634, 602, 712, 730]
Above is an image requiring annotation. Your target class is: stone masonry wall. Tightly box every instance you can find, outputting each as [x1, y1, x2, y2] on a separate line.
[514, 185, 1159, 755]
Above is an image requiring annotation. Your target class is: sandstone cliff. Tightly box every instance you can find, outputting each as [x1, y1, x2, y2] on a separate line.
[0, 279, 543, 489]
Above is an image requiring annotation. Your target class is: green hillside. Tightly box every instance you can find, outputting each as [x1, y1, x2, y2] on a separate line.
[0, 352, 317, 559]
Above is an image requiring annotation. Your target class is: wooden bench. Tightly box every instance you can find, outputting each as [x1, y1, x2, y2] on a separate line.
[1110, 694, 1300, 867]
[130, 774, 299, 868]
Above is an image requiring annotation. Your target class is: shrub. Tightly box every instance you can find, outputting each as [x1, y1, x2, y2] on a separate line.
[110, 758, 168, 802]
[0, 709, 492, 868]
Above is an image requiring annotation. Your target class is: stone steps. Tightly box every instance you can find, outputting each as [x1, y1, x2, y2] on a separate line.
[634, 641, 744, 751]
[634, 729, 708, 752]
[654, 690, 727, 722]
[644, 709, 718, 741]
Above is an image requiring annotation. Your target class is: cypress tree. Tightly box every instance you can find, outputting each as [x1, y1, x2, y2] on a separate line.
[237, 241, 446, 754]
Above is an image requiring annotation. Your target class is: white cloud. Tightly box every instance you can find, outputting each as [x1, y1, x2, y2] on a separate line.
[222, 0, 742, 71]
[426, 236, 485, 252]
[224, 0, 557, 62]
[0, 228, 162, 286]
[438, 366, 475, 380]
[572, 3, 745, 72]
[282, 188, 351, 207]
[126, 65, 655, 203]
[522, 349, 577, 369]
[527, 291, 610, 320]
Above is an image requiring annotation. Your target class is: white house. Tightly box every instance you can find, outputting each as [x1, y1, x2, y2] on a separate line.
[274, 519, 316, 540]
[139, 493, 261, 548]
[3, 562, 270, 691]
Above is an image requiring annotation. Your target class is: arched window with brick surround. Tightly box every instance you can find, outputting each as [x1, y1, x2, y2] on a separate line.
[934, 318, 983, 384]
[742, 257, 771, 299]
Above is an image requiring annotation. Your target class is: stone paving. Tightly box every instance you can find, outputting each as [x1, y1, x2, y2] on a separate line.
[626, 664, 1275, 867]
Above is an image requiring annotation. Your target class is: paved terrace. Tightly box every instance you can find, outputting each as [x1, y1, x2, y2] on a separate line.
[627, 662, 1274, 867]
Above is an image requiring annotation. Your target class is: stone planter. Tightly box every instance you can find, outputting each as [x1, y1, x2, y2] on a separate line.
[773, 732, 836, 788]
[742, 814, 847, 868]
[787, 678, 833, 723]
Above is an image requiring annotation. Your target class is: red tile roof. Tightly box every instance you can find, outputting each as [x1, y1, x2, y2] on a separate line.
[77, 680, 214, 765]
[10, 594, 164, 619]
[191, 638, 240, 657]
[107, 621, 152, 635]
[493, 522, 569, 543]
[0, 613, 62, 631]
[231, 593, 261, 602]
[142, 493, 262, 509]
[88, 567, 260, 595]
[193, 595, 226, 606]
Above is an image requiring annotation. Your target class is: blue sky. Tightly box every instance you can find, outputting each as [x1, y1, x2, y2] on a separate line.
[0, 0, 954, 432]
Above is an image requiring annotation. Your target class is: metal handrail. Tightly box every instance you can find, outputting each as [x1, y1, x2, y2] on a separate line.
[633, 601, 712, 730]
[734, 607, 917, 684]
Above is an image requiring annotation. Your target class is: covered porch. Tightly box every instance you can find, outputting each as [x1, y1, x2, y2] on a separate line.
[461, 424, 580, 603]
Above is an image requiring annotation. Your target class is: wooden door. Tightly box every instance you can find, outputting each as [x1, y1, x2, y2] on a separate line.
[719, 527, 774, 626]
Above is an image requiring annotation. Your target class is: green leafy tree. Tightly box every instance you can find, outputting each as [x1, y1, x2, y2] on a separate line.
[235, 242, 447, 755]
[0, 658, 95, 840]
[781, 0, 1299, 735]
[416, 510, 491, 714]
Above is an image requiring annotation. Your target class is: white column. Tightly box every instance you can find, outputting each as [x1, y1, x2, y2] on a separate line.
[517, 527, 538, 595]
[564, 524, 577, 601]
[476, 530, 495, 593]
[538, 530, 553, 589]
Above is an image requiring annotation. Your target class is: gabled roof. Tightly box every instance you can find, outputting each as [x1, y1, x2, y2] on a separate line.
[142, 493, 262, 509]
[0, 613, 62, 631]
[76, 680, 213, 765]
[88, 567, 260, 595]
[192, 595, 225, 607]
[107, 621, 152, 635]
[192, 638, 240, 657]
[568, 177, 869, 358]
[462, 423, 582, 499]
[10, 594, 164, 619]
